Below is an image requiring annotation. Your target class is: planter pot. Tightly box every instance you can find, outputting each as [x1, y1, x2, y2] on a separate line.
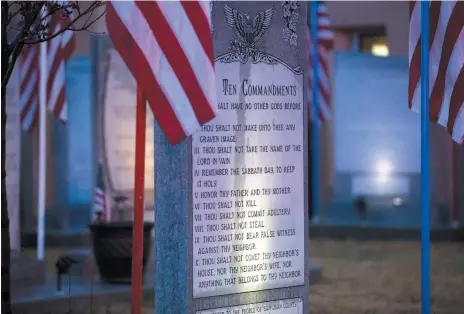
[89, 221, 154, 283]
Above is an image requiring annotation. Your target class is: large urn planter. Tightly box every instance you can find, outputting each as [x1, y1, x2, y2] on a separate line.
[89, 220, 154, 283]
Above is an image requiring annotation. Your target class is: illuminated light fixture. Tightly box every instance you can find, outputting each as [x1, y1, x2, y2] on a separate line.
[392, 197, 403, 207]
[371, 43, 389, 57]
[376, 159, 391, 182]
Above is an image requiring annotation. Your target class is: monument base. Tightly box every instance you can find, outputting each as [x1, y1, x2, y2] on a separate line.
[11, 257, 46, 291]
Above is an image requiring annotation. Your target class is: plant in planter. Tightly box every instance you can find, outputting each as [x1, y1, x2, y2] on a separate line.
[89, 194, 154, 284]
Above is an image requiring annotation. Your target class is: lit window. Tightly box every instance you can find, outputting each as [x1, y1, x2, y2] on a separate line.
[359, 34, 389, 57]
[371, 43, 389, 57]
[376, 159, 392, 183]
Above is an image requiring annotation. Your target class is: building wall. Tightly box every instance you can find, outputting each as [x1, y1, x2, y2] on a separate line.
[327, 1, 409, 55]
[321, 1, 456, 218]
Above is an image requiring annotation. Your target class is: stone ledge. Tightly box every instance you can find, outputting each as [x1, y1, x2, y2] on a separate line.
[12, 276, 154, 314]
[11, 258, 46, 291]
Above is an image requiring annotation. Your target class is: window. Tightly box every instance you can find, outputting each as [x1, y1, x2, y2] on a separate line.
[333, 27, 389, 57]
[361, 35, 389, 57]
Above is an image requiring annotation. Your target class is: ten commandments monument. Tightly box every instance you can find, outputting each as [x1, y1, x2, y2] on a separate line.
[154, 2, 310, 313]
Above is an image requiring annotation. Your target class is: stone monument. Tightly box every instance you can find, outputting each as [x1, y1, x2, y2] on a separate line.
[154, 2, 310, 313]
[6, 66, 21, 255]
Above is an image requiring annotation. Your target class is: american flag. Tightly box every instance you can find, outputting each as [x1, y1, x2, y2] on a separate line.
[18, 4, 76, 132]
[409, 0, 464, 144]
[307, 1, 334, 125]
[19, 45, 40, 132]
[105, 0, 217, 145]
[93, 163, 110, 221]
[47, 5, 76, 122]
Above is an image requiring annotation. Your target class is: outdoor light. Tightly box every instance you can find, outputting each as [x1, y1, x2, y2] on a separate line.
[55, 255, 78, 294]
[371, 43, 389, 57]
[376, 159, 392, 182]
[392, 197, 403, 206]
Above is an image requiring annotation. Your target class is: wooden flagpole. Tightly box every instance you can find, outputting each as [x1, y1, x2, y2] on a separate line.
[131, 86, 146, 314]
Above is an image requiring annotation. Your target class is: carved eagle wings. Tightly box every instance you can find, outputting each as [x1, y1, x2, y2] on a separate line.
[224, 4, 274, 47]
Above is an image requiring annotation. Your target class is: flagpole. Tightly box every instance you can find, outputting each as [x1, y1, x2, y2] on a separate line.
[420, 1, 431, 314]
[131, 86, 146, 314]
[37, 5, 48, 261]
[310, 1, 320, 223]
[451, 143, 458, 228]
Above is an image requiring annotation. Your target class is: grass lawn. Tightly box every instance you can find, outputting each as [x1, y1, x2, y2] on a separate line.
[309, 240, 464, 313]
[22, 239, 464, 313]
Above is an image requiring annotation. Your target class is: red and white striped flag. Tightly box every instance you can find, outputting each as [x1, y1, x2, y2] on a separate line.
[93, 187, 109, 220]
[307, 1, 334, 125]
[105, 0, 217, 145]
[409, 0, 464, 144]
[93, 163, 110, 221]
[19, 45, 40, 132]
[47, 5, 76, 122]
[19, 4, 75, 132]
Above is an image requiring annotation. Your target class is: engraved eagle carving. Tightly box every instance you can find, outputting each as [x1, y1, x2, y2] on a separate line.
[224, 4, 274, 48]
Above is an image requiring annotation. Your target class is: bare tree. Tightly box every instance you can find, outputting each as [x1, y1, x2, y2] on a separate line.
[1, 2, 106, 313]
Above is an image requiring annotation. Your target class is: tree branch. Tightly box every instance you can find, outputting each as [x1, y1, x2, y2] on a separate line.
[68, 8, 106, 33]
[1, 1, 106, 89]
[1, 41, 23, 89]
[2, 29, 32, 89]
[5, 2, 43, 58]
[23, 2, 106, 45]
[5, 7, 22, 28]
